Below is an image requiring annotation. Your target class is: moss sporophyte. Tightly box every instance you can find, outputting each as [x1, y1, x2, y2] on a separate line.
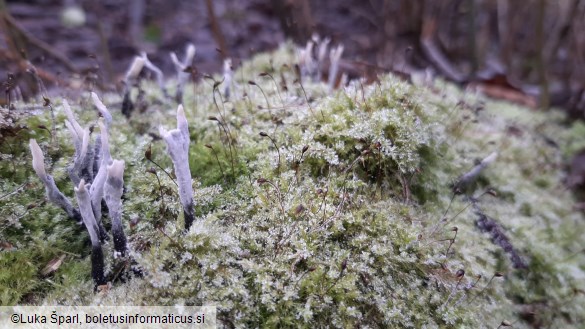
[0, 42, 582, 328]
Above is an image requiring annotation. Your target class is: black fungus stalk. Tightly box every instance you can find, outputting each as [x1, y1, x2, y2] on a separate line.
[183, 201, 196, 232]
[90, 243, 107, 287]
[75, 179, 107, 288]
[472, 201, 527, 269]
[122, 56, 145, 118]
[121, 91, 134, 118]
[105, 160, 127, 257]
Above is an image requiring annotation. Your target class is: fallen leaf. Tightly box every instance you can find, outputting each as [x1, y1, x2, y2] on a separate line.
[41, 254, 66, 276]
[0, 241, 15, 250]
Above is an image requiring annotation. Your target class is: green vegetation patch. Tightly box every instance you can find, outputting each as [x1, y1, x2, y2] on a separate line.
[1, 44, 584, 328]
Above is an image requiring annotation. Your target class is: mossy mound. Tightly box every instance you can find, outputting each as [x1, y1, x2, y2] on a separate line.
[1, 43, 584, 328]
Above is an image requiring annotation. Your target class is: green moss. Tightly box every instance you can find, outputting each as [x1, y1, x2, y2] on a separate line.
[0, 44, 583, 328]
[561, 120, 585, 157]
[0, 250, 39, 305]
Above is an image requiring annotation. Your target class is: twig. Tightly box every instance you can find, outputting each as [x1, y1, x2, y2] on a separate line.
[204, 0, 228, 58]
[0, 181, 28, 200]
[420, 14, 464, 82]
[452, 152, 498, 193]
[536, 0, 549, 109]
[3, 13, 77, 72]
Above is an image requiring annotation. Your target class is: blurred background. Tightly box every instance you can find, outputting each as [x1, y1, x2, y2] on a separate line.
[1, 0, 584, 198]
[1, 0, 585, 119]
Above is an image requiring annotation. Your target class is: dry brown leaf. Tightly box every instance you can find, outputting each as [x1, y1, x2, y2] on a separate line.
[0, 241, 15, 251]
[41, 254, 66, 276]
